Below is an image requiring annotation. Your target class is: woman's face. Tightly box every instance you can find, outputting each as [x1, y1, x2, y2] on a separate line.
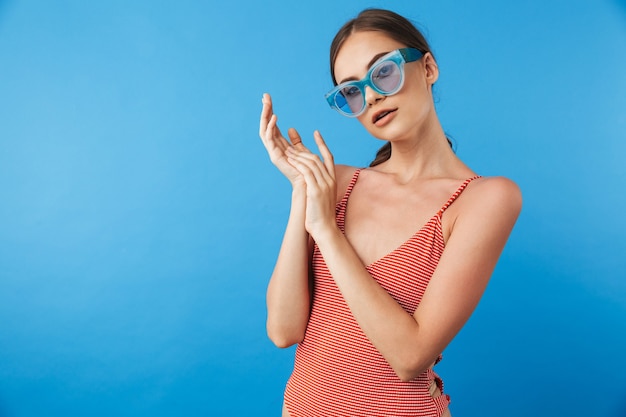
[333, 31, 438, 142]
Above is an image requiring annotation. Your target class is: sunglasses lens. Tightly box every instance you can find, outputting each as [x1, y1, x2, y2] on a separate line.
[327, 53, 406, 117]
[336, 85, 365, 116]
[372, 61, 402, 93]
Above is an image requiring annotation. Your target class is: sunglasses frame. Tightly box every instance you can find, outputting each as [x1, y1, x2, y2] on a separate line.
[325, 47, 424, 118]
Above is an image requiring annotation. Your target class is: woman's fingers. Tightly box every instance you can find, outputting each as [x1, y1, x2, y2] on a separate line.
[260, 94, 306, 153]
[287, 152, 318, 186]
[264, 115, 291, 156]
[264, 115, 291, 164]
[287, 128, 301, 146]
[288, 131, 335, 184]
[289, 128, 313, 155]
[287, 147, 333, 189]
[259, 93, 273, 138]
[314, 130, 335, 180]
[285, 136, 337, 235]
[260, 94, 286, 148]
[259, 95, 332, 188]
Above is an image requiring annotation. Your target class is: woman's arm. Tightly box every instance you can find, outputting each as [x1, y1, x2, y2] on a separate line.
[407, 178, 522, 377]
[266, 163, 355, 347]
[260, 94, 356, 348]
[265, 187, 313, 348]
[259, 94, 312, 347]
[287, 141, 521, 381]
[320, 177, 521, 381]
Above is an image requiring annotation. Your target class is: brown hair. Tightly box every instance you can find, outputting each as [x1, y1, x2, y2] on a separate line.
[329, 8, 449, 167]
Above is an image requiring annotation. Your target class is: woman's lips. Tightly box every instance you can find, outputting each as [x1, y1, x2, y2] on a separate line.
[372, 109, 397, 126]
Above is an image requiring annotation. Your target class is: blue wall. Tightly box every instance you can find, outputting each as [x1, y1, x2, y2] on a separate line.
[0, 1, 625, 416]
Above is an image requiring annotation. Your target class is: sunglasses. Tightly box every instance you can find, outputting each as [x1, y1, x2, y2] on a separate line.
[325, 48, 424, 118]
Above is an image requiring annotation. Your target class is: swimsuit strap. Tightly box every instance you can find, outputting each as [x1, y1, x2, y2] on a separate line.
[438, 175, 482, 216]
[338, 168, 362, 206]
[335, 169, 362, 228]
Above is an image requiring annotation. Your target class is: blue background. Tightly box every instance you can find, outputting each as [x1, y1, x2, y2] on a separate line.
[1, 1, 625, 416]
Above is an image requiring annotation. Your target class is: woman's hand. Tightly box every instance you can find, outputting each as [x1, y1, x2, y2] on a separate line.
[259, 93, 307, 187]
[285, 130, 337, 238]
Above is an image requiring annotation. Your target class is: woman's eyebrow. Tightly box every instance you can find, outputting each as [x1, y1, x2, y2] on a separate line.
[367, 51, 391, 68]
[338, 51, 391, 84]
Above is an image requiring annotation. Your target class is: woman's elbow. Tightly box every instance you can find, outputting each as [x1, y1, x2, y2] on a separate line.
[269, 334, 301, 349]
[267, 324, 305, 348]
[394, 366, 421, 383]
[392, 357, 435, 382]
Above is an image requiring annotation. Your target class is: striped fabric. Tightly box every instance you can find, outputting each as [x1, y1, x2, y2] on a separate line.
[284, 169, 481, 417]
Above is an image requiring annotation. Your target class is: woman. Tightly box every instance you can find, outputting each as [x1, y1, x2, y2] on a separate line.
[259, 8, 521, 417]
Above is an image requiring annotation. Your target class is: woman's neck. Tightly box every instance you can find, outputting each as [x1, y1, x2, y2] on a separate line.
[376, 122, 466, 183]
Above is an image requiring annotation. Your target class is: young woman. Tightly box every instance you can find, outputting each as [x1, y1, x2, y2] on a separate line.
[259, 8, 521, 417]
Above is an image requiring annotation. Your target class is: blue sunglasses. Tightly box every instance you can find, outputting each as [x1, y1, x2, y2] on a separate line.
[325, 48, 424, 117]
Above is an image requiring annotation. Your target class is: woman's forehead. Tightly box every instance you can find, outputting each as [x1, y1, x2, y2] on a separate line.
[334, 31, 405, 80]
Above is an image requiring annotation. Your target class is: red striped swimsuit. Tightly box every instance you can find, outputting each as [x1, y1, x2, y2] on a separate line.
[284, 169, 480, 417]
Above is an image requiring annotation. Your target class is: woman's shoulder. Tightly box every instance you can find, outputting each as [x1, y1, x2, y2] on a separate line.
[460, 175, 522, 217]
[471, 176, 522, 201]
[441, 175, 521, 244]
[335, 163, 361, 179]
[334, 164, 361, 202]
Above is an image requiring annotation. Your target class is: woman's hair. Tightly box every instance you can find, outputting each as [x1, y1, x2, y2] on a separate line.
[329, 8, 449, 167]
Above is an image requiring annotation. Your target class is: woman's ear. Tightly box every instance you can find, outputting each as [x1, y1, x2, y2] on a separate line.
[422, 52, 439, 85]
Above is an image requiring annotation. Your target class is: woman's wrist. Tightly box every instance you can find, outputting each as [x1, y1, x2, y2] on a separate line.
[309, 221, 342, 247]
[291, 178, 305, 191]
[290, 184, 307, 203]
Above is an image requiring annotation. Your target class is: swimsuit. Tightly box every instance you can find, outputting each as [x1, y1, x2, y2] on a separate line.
[284, 169, 481, 417]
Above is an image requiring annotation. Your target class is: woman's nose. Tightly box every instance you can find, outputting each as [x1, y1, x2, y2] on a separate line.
[364, 85, 384, 107]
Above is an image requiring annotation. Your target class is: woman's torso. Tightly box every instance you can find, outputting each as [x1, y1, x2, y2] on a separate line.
[284, 166, 479, 417]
